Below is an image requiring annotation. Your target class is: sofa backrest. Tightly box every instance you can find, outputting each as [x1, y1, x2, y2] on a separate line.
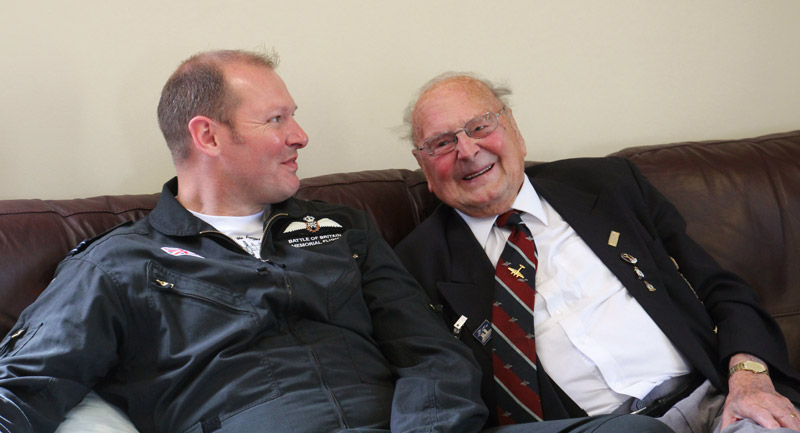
[294, 168, 437, 247]
[0, 195, 159, 335]
[1, 130, 798, 370]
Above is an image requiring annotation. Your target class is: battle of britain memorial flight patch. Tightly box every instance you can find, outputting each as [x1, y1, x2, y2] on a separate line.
[279, 215, 345, 248]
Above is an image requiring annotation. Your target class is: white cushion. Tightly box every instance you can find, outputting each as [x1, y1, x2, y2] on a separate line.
[55, 391, 139, 433]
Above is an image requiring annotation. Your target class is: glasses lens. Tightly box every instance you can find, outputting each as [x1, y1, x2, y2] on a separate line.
[465, 113, 498, 139]
[423, 133, 458, 155]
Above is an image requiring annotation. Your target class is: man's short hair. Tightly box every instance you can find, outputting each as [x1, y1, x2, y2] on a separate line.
[402, 72, 512, 145]
[157, 49, 279, 162]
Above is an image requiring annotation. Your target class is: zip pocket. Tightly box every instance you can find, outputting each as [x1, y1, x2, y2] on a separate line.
[147, 262, 256, 317]
[0, 323, 43, 358]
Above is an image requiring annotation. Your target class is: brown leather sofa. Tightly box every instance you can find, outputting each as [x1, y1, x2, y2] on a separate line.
[1, 130, 798, 372]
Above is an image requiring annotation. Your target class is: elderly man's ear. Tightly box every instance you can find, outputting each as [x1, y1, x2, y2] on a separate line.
[504, 108, 527, 152]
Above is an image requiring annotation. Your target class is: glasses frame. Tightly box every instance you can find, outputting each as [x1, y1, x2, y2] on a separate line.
[415, 106, 506, 157]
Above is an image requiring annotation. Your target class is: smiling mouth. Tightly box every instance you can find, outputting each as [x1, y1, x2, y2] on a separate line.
[463, 164, 494, 181]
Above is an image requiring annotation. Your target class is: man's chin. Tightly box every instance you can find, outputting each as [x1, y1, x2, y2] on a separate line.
[451, 188, 517, 218]
[266, 178, 300, 203]
[453, 200, 501, 219]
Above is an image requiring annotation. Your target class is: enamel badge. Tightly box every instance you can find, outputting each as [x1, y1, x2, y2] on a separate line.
[474, 320, 493, 345]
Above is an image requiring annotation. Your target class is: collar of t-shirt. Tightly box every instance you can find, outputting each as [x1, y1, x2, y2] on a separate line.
[188, 208, 267, 258]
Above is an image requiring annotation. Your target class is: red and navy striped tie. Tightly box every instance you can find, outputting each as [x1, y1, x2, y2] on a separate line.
[492, 210, 543, 424]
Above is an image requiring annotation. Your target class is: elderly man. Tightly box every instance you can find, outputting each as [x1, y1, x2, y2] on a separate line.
[0, 51, 673, 433]
[394, 73, 800, 433]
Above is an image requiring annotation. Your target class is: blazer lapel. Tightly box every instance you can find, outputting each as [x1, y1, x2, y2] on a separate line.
[532, 176, 717, 380]
[532, 177, 652, 295]
[438, 210, 495, 356]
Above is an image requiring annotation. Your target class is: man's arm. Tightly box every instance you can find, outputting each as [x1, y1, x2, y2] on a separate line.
[721, 353, 800, 431]
[622, 158, 800, 427]
[621, 158, 792, 372]
[356, 217, 488, 433]
[0, 258, 123, 433]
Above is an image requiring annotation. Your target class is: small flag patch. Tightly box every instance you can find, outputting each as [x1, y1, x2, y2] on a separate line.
[161, 247, 204, 259]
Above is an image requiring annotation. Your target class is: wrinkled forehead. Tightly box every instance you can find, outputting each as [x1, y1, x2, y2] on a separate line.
[412, 77, 499, 143]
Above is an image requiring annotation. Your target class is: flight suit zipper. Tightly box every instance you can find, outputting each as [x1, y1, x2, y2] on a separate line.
[262, 211, 348, 427]
[286, 320, 350, 429]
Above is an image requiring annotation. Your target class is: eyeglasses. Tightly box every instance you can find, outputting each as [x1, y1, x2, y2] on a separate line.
[416, 107, 506, 157]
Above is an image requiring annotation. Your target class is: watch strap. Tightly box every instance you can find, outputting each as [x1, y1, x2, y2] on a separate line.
[728, 360, 768, 377]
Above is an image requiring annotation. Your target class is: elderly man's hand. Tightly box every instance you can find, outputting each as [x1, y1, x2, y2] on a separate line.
[720, 354, 800, 431]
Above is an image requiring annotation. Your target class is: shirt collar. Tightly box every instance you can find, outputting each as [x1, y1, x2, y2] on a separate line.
[456, 176, 548, 249]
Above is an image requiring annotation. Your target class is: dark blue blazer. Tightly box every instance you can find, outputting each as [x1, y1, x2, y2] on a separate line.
[395, 157, 800, 426]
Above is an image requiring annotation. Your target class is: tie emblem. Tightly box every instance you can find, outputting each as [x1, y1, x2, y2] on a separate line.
[508, 263, 526, 279]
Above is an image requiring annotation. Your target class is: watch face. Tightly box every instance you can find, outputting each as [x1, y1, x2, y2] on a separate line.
[730, 360, 768, 377]
[743, 361, 767, 373]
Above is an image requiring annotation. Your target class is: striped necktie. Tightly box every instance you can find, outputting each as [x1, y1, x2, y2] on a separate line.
[492, 210, 543, 424]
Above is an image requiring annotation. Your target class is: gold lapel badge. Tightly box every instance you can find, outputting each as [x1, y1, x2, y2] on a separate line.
[608, 231, 620, 247]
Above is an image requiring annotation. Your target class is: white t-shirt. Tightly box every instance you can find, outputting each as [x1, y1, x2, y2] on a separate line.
[189, 209, 266, 258]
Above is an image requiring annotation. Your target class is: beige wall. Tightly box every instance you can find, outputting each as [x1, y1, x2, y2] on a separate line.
[2, 1, 798, 200]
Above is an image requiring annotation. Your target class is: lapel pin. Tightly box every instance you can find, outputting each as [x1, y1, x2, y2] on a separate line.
[473, 320, 493, 345]
[621, 253, 656, 291]
[620, 253, 637, 264]
[608, 231, 620, 247]
[453, 315, 467, 338]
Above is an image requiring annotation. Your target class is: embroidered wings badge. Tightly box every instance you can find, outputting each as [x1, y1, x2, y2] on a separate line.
[283, 215, 343, 233]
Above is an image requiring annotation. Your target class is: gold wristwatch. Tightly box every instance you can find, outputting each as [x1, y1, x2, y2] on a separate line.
[728, 360, 768, 377]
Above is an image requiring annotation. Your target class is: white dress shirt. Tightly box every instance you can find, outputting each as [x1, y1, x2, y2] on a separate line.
[457, 177, 691, 415]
